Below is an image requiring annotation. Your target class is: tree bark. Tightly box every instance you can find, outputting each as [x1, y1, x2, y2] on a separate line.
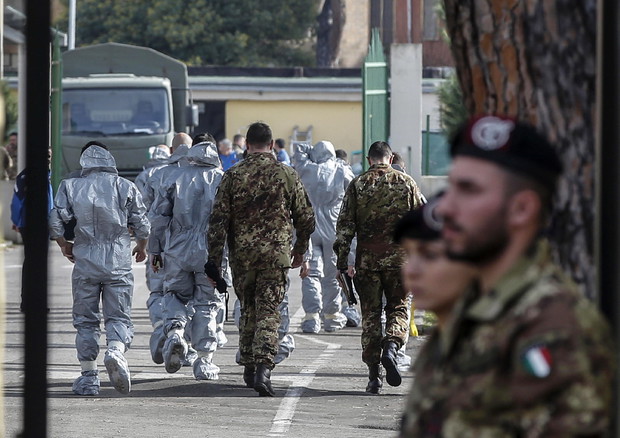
[317, 0, 346, 67]
[443, 0, 597, 298]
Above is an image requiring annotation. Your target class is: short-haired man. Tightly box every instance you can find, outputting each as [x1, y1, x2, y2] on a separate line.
[412, 115, 615, 436]
[334, 141, 424, 394]
[232, 134, 246, 156]
[218, 138, 238, 171]
[207, 122, 315, 396]
[274, 138, 291, 166]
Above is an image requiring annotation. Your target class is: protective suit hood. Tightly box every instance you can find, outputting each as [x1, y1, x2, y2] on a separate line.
[168, 144, 189, 164]
[80, 145, 117, 175]
[152, 146, 171, 161]
[309, 141, 336, 164]
[188, 142, 221, 167]
[144, 147, 171, 169]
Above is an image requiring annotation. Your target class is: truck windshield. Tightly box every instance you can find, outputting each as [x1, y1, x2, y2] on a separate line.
[62, 88, 171, 136]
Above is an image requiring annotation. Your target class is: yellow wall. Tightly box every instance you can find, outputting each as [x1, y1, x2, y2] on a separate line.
[225, 100, 362, 154]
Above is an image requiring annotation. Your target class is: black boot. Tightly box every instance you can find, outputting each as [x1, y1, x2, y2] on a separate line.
[366, 364, 383, 394]
[254, 364, 275, 397]
[243, 365, 256, 388]
[381, 341, 402, 387]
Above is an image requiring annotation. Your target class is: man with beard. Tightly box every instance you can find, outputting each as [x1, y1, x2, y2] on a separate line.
[418, 115, 615, 436]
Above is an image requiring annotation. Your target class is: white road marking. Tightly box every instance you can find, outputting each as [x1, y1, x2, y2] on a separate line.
[269, 330, 341, 436]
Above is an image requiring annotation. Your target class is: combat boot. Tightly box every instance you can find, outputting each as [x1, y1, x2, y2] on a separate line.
[381, 341, 402, 387]
[366, 364, 383, 394]
[254, 364, 275, 397]
[243, 365, 256, 388]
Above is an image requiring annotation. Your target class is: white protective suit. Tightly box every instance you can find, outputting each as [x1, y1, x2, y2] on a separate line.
[49, 146, 150, 389]
[294, 141, 356, 333]
[143, 145, 190, 364]
[149, 142, 225, 378]
[135, 147, 171, 309]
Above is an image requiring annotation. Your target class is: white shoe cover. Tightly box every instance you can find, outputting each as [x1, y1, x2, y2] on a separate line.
[72, 370, 100, 396]
[163, 333, 188, 374]
[104, 348, 131, 395]
[193, 357, 220, 380]
[182, 347, 198, 367]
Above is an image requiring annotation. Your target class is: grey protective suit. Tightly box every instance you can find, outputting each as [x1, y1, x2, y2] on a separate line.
[135, 147, 170, 301]
[148, 142, 225, 355]
[294, 141, 355, 332]
[49, 146, 150, 363]
[143, 145, 189, 362]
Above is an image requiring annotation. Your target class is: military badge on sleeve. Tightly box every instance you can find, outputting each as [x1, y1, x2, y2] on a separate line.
[521, 345, 552, 378]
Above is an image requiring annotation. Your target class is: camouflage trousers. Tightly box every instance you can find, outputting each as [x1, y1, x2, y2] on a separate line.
[232, 267, 288, 369]
[353, 269, 408, 366]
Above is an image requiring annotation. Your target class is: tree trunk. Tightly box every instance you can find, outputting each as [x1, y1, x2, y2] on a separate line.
[442, 0, 597, 298]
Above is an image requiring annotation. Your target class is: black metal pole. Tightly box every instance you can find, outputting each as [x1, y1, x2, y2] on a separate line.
[598, 0, 619, 436]
[22, 0, 50, 436]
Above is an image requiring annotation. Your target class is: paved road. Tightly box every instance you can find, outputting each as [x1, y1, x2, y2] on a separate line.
[2, 244, 423, 438]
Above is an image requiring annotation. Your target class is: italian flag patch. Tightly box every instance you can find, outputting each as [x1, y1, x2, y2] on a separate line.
[522, 345, 552, 378]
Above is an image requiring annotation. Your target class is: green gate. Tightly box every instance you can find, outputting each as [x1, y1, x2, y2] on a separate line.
[362, 28, 389, 172]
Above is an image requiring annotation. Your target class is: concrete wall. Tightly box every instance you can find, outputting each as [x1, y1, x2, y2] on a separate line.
[389, 44, 423, 185]
[225, 100, 363, 154]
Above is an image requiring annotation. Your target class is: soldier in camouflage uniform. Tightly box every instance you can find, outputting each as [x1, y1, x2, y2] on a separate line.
[334, 141, 424, 394]
[207, 122, 315, 397]
[399, 115, 615, 437]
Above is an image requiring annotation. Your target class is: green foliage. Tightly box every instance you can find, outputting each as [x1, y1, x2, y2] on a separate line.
[437, 74, 467, 139]
[0, 81, 18, 137]
[55, 0, 319, 67]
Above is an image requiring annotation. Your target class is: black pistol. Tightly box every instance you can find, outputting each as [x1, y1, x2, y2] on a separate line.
[204, 260, 228, 294]
[338, 269, 358, 306]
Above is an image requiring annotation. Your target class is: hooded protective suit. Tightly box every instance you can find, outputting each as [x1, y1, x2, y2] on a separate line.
[141, 145, 189, 361]
[49, 145, 150, 366]
[134, 146, 171, 206]
[149, 142, 224, 377]
[294, 141, 355, 332]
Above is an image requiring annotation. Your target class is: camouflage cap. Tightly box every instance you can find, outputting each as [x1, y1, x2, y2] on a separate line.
[450, 115, 563, 187]
[394, 194, 442, 243]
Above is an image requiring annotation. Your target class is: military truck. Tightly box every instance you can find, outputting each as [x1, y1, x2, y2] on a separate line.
[61, 43, 196, 178]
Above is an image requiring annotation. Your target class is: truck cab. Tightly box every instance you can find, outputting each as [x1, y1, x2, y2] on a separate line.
[61, 43, 194, 179]
[62, 75, 175, 178]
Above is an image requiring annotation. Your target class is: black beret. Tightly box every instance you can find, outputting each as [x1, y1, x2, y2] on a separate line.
[394, 194, 443, 243]
[450, 115, 562, 187]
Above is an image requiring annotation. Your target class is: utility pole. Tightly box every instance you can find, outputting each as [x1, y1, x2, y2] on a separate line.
[22, 0, 50, 436]
[68, 0, 75, 50]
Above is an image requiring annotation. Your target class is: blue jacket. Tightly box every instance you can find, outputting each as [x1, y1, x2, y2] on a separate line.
[11, 169, 53, 229]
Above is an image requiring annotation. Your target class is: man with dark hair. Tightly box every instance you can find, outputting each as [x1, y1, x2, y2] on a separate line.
[391, 152, 406, 173]
[193, 132, 216, 146]
[334, 140, 424, 394]
[412, 115, 615, 436]
[81, 140, 108, 154]
[207, 121, 315, 396]
[335, 149, 348, 163]
[274, 138, 290, 166]
[232, 134, 246, 156]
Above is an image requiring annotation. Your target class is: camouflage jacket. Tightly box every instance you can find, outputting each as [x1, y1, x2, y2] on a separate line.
[334, 163, 423, 270]
[400, 240, 615, 437]
[207, 152, 315, 270]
